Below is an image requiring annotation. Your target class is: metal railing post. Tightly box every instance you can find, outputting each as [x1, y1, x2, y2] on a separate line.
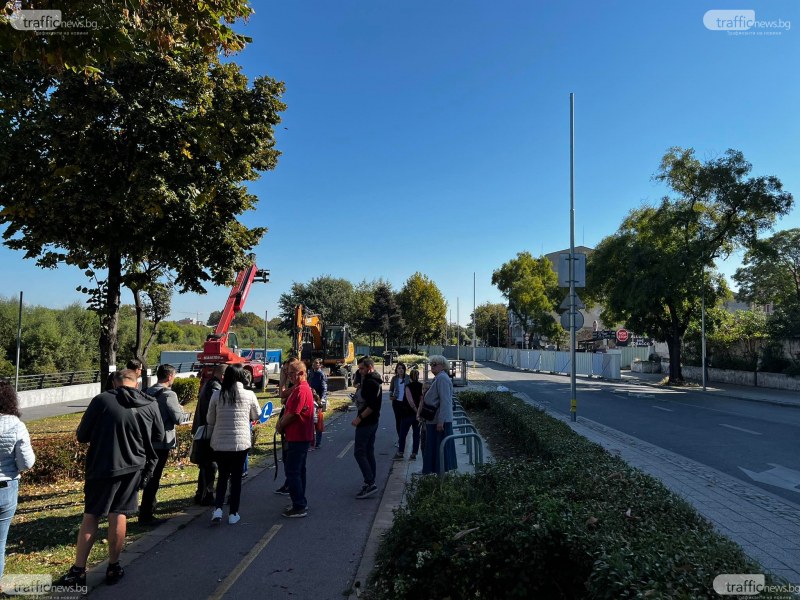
[438, 432, 484, 476]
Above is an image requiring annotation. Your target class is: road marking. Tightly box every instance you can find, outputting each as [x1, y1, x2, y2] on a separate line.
[208, 524, 282, 600]
[719, 423, 762, 436]
[652, 405, 673, 412]
[739, 464, 800, 492]
[338, 440, 355, 459]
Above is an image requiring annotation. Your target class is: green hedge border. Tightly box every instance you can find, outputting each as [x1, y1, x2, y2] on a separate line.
[370, 390, 778, 599]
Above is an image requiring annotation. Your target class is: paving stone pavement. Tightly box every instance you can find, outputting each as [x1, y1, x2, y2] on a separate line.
[468, 366, 800, 584]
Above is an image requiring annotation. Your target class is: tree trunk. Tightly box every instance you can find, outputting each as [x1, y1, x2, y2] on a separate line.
[99, 248, 122, 386]
[665, 335, 683, 383]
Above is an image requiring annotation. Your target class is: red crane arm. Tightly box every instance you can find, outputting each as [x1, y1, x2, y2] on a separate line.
[214, 263, 269, 337]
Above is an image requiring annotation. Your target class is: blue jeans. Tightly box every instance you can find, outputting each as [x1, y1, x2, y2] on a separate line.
[422, 423, 457, 475]
[398, 415, 420, 454]
[285, 441, 309, 509]
[0, 479, 20, 578]
[353, 422, 379, 486]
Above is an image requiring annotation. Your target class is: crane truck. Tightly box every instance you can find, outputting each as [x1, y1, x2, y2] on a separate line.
[293, 304, 355, 389]
[196, 261, 269, 388]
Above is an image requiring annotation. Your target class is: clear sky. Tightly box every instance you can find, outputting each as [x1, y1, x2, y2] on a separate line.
[2, 0, 798, 326]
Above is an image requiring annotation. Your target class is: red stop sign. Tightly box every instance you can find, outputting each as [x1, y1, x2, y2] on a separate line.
[616, 329, 629, 343]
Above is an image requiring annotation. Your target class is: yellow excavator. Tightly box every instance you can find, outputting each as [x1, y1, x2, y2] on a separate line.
[293, 304, 355, 389]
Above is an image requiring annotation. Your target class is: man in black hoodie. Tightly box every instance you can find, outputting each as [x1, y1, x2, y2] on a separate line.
[61, 369, 165, 587]
[351, 357, 383, 499]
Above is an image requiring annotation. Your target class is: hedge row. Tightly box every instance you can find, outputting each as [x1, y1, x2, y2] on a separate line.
[370, 390, 773, 599]
[28, 425, 195, 484]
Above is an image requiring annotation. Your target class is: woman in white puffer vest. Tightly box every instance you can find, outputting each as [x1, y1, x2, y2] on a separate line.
[206, 364, 260, 525]
[0, 381, 36, 578]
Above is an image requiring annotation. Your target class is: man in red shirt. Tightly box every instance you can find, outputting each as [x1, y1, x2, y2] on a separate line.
[276, 361, 314, 518]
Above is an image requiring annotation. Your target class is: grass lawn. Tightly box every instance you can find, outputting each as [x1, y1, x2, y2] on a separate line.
[8, 389, 352, 580]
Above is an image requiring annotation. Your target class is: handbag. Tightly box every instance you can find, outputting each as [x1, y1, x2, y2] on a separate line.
[419, 402, 437, 421]
[189, 424, 212, 465]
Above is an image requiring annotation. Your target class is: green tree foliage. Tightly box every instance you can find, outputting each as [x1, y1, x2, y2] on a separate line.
[363, 282, 405, 347]
[586, 148, 792, 383]
[1, 0, 255, 78]
[208, 310, 266, 329]
[491, 252, 559, 348]
[0, 298, 99, 374]
[0, 48, 286, 383]
[734, 228, 800, 342]
[397, 273, 446, 346]
[277, 276, 360, 332]
[473, 302, 509, 347]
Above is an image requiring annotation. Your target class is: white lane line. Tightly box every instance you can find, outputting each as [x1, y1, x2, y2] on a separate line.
[208, 524, 282, 600]
[338, 440, 355, 459]
[652, 405, 673, 412]
[719, 423, 762, 436]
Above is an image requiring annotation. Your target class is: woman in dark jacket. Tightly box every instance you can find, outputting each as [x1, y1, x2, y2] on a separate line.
[398, 368, 423, 460]
[388, 362, 411, 456]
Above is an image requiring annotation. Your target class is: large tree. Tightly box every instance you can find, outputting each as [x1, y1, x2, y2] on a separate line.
[491, 252, 560, 348]
[397, 273, 446, 346]
[473, 302, 509, 347]
[734, 228, 800, 309]
[0, 49, 285, 382]
[587, 147, 792, 383]
[1, 0, 254, 77]
[277, 276, 359, 332]
[363, 282, 405, 348]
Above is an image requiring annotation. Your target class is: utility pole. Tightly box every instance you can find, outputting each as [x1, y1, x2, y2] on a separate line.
[472, 272, 477, 367]
[456, 298, 460, 362]
[569, 92, 577, 423]
[262, 310, 268, 391]
[15, 291, 22, 391]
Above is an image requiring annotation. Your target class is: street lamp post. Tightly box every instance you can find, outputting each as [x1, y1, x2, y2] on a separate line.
[700, 229, 707, 391]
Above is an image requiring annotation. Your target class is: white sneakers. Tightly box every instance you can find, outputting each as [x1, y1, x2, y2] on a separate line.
[211, 508, 240, 524]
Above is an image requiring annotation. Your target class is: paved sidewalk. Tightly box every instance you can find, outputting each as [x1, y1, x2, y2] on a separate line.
[469, 364, 800, 584]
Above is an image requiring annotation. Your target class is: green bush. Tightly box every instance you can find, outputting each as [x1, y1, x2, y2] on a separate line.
[455, 389, 492, 410]
[27, 434, 87, 483]
[759, 343, 791, 374]
[370, 390, 773, 599]
[171, 377, 200, 406]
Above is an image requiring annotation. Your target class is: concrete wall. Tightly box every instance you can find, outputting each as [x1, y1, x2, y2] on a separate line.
[681, 365, 800, 391]
[18, 382, 101, 410]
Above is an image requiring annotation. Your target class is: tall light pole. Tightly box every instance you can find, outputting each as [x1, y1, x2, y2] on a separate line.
[15, 291, 22, 391]
[472, 272, 477, 368]
[569, 92, 577, 423]
[268, 310, 269, 392]
[456, 298, 460, 361]
[700, 228, 707, 391]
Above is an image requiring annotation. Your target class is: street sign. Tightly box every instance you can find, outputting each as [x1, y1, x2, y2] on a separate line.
[558, 253, 586, 288]
[560, 311, 585, 329]
[616, 329, 629, 343]
[558, 293, 585, 312]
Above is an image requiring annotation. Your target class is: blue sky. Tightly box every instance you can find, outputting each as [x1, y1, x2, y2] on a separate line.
[2, 0, 798, 326]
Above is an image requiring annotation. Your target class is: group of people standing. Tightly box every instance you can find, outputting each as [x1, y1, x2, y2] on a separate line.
[388, 355, 457, 474]
[49, 351, 457, 587]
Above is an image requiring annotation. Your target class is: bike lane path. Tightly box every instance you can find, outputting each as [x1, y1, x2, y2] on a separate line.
[86, 392, 395, 600]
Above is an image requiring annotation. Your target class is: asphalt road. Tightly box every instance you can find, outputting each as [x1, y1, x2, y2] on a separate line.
[89, 393, 397, 600]
[479, 362, 800, 506]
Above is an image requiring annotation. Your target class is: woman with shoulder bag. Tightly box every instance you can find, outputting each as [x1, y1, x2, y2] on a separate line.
[418, 355, 457, 475]
[397, 368, 422, 460]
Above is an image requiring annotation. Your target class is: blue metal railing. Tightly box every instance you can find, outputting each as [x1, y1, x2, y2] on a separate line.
[3, 362, 198, 391]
